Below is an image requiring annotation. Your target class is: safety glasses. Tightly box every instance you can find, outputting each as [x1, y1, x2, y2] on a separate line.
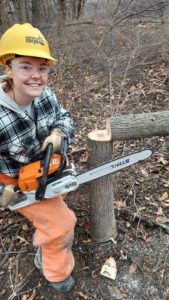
[10, 62, 50, 77]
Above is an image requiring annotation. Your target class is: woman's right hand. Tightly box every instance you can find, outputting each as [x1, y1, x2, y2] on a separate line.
[0, 184, 19, 207]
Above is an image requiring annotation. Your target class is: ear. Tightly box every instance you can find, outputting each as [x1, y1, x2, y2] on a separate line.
[4, 65, 12, 78]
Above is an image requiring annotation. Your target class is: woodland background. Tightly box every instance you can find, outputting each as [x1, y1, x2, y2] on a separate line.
[1, 1, 169, 300]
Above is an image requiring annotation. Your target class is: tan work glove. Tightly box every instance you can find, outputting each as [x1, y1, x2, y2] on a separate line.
[41, 129, 66, 152]
[0, 184, 19, 207]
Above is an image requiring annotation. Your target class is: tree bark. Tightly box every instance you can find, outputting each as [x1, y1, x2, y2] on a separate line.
[87, 129, 116, 242]
[107, 111, 169, 141]
[0, 0, 18, 34]
[32, 0, 48, 29]
[17, 0, 27, 23]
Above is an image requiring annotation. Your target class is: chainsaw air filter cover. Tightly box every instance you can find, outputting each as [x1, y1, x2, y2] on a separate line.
[18, 154, 61, 192]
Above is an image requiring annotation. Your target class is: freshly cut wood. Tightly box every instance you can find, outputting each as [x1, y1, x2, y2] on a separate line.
[87, 129, 116, 242]
[107, 111, 169, 141]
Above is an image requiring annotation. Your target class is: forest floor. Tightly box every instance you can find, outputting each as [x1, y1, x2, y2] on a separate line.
[1, 22, 169, 300]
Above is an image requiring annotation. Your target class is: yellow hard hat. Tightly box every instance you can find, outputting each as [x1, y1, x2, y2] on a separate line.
[0, 23, 56, 65]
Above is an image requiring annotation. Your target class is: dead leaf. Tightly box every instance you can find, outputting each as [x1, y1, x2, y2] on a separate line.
[138, 206, 146, 212]
[27, 290, 36, 300]
[0, 271, 4, 275]
[22, 290, 36, 300]
[161, 179, 169, 187]
[125, 221, 131, 228]
[138, 224, 151, 242]
[161, 200, 169, 208]
[157, 156, 168, 165]
[129, 85, 136, 92]
[137, 23, 148, 28]
[156, 216, 169, 224]
[100, 257, 117, 280]
[129, 263, 137, 273]
[140, 168, 149, 177]
[156, 207, 164, 216]
[17, 235, 29, 245]
[77, 292, 88, 299]
[22, 223, 29, 232]
[83, 222, 90, 233]
[82, 238, 92, 244]
[115, 200, 126, 208]
[159, 192, 169, 202]
[120, 250, 127, 261]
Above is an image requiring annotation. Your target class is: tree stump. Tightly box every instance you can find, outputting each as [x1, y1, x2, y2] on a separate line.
[87, 129, 116, 242]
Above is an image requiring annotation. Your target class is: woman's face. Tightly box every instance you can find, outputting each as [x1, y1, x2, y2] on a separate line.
[6, 56, 49, 105]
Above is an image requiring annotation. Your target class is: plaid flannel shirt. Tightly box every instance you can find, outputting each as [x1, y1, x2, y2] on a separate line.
[0, 86, 75, 178]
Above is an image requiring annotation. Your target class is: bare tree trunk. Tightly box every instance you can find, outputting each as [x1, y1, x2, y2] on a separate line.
[72, 0, 77, 19]
[57, 0, 66, 48]
[87, 130, 116, 242]
[32, 0, 48, 29]
[17, 0, 27, 23]
[0, 0, 18, 34]
[107, 111, 169, 141]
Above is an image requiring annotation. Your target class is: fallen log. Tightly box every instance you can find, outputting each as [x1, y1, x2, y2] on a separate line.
[107, 111, 169, 141]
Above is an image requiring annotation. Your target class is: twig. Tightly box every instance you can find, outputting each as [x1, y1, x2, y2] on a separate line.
[115, 27, 141, 115]
[0, 218, 23, 233]
[117, 207, 169, 233]
[8, 267, 36, 300]
[97, 1, 169, 50]
[0, 224, 22, 268]
[0, 250, 27, 255]
[69, 147, 87, 155]
[160, 247, 169, 280]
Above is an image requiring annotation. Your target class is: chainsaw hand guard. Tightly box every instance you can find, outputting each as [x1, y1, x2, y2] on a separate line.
[35, 137, 68, 200]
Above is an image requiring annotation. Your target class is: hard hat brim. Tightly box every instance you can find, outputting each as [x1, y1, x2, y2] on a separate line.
[0, 50, 56, 66]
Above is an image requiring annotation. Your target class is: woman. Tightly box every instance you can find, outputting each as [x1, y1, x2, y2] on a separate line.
[0, 23, 76, 293]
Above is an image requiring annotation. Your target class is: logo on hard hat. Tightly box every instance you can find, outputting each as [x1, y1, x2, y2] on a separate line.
[25, 36, 45, 46]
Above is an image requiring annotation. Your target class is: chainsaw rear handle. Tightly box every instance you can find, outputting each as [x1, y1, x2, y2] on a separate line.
[35, 137, 68, 200]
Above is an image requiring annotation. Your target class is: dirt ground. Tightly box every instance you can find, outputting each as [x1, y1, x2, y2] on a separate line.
[1, 22, 169, 300]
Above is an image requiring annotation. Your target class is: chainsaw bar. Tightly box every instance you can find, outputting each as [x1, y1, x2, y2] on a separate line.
[44, 148, 152, 199]
[76, 149, 152, 185]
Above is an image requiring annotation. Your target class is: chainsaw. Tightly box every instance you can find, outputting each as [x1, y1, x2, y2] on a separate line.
[7, 137, 152, 210]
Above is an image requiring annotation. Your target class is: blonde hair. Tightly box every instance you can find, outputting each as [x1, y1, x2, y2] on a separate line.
[5, 78, 13, 93]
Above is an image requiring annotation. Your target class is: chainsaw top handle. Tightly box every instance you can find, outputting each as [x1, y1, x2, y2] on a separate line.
[35, 136, 68, 200]
[58, 136, 68, 174]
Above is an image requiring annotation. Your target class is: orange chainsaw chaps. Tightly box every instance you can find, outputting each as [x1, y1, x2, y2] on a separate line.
[18, 154, 62, 192]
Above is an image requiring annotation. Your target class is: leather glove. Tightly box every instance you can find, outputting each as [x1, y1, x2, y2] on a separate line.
[41, 128, 66, 152]
[0, 184, 19, 207]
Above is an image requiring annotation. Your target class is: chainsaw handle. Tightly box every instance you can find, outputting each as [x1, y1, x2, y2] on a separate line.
[35, 143, 53, 200]
[60, 136, 68, 158]
[56, 137, 68, 175]
[42, 143, 53, 179]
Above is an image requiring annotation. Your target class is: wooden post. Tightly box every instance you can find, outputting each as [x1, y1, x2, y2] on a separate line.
[87, 129, 116, 242]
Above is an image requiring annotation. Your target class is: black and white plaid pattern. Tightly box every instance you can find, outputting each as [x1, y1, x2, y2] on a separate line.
[0, 86, 75, 177]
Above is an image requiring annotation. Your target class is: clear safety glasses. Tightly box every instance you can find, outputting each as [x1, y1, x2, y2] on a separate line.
[10, 62, 50, 77]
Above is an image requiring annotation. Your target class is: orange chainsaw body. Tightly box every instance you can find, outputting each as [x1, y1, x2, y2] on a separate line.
[18, 154, 61, 192]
